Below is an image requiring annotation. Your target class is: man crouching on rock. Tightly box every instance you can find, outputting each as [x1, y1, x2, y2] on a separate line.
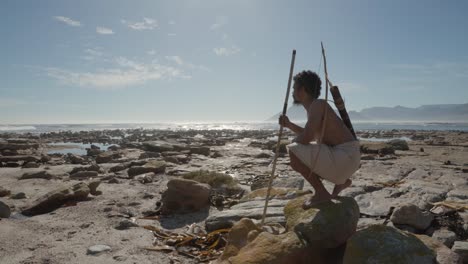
[279, 70, 360, 209]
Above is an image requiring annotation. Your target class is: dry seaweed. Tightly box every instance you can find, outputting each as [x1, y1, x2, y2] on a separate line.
[143, 225, 230, 262]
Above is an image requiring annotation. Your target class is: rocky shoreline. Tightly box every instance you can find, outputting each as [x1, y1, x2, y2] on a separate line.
[1, 128, 467, 263]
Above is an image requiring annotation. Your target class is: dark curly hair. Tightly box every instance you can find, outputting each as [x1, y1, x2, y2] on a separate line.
[293, 70, 322, 99]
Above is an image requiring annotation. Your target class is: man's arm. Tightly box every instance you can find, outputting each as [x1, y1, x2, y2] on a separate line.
[279, 115, 304, 134]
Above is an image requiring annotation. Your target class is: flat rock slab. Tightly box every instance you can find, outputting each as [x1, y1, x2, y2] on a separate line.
[205, 199, 288, 232]
[21, 182, 90, 216]
[20, 170, 53, 180]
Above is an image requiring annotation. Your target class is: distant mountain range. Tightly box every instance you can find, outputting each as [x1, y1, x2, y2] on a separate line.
[268, 103, 468, 122]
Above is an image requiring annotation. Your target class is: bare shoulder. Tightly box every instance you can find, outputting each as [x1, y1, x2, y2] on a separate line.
[308, 99, 330, 114]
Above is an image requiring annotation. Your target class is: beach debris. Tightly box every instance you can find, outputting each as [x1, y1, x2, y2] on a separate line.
[430, 201, 468, 211]
[143, 225, 230, 262]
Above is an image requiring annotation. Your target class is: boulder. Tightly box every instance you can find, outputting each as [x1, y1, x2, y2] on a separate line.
[0, 155, 40, 163]
[161, 179, 211, 214]
[431, 228, 457, 248]
[127, 160, 166, 177]
[0, 187, 11, 197]
[21, 182, 90, 216]
[343, 225, 435, 264]
[0, 200, 11, 218]
[96, 151, 121, 164]
[360, 142, 395, 155]
[190, 146, 210, 156]
[87, 180, 101, 195]
[227, 231, 312, 264]
[22, 161, 40, 168]
[452, 241, 468, 264]
[284, 195, 360, 249]
[416, 234, 462, 264]
[20, 170, 53, 180]
[67, 153, 85, 164]
[142, 141, 187, 152]
[70, 164, 100, 175]
[70, 171, 98, 179]
[390, 203, 434, 230]
[388, 139, 409, 151]
[218, 218, 262, 261]
[205, 199, 288, 232]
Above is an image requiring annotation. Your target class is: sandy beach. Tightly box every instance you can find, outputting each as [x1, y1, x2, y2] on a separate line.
[1, 128, 467, 263]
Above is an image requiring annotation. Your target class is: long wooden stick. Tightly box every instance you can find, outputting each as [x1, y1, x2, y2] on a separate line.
[261, 49, 296, 226]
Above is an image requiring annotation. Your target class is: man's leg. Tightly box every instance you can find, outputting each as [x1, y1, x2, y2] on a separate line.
[289, 152, 332, 208]
[332, 179, 352, 198]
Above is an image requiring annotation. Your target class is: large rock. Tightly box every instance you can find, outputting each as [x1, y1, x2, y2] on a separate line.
[67, 153, 85, 164]
[70, 171, 98, 179]
[206, 188, 308, 232]
[360, 142, 395, 155]
[343, 225, 435, 264]
[284, 196, 360, 249]
[218, 218, 262, 261]
[127, 160, 166, 177]
[431, 228, 457, 248]
[19, 170, 53, 180]
[452, 241, 468, 264]
[0, 155, 40, 163]
[0, 200, 11, 218]
[142, 141, 187, 153]
[227, 231, 312, 264]
[69, 164, 100, 175]
[416, 234, 462, 264]
[0, 187, 11, 197]
[161, 179, 211, 214]
[206, 199, 288, 232]
[388, 139, 409, 151]
[21, 182, 90, 216]
[189, 146, 210, 156]
[96, 151, 121, 164]
[390, 203, 434, 230]
[0, 142, 38, 150]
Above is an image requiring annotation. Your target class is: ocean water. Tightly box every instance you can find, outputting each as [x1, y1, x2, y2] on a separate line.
[1, 121, 468, 134]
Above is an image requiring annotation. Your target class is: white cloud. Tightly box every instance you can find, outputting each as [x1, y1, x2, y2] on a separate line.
[122, 17, 158, 30]
[44, 57, 191, 89]
[165, 56, 210, 71]
[222, 33, 229, 41]
[168, 20, 176, 25]
[166, 56, 184, 65]
[147, 50, 157, 56]
[96, 27, 114, 35]
[213, 46, 241, 56]
[168, 33, 177, 37]
[210, 16, 228, 30]
[53, 16, 81, 27]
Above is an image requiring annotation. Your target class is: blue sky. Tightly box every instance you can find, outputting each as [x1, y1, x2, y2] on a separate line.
[1, 0, 467, 124]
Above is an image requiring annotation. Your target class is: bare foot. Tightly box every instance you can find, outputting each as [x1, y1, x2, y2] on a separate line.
[332, 179, 352, 198]
[302, 193, 332, 210]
